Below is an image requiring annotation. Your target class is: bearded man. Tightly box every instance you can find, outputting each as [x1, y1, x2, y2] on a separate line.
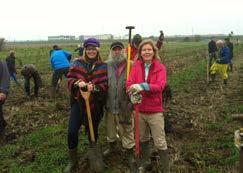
[104, 41, 136, 171]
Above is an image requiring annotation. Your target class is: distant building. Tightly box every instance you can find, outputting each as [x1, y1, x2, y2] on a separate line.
[114, 35, 128, 40]
[79, 34, 113, 41]
[48, 35, 75, 41]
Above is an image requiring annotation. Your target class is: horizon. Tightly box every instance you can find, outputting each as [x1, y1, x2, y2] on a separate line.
[3, 33, 242, 42]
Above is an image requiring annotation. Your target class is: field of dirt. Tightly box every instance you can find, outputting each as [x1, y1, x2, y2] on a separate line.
[1, 43, 243, 173]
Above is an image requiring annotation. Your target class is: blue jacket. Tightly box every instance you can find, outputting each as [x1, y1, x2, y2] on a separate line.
[218, 46, 230, 64]
[50, 50, 71, 70]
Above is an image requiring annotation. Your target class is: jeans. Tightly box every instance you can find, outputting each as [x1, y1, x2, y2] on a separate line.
[24, 76, 39, 96]
[10, 72, 20, 85]
[68, 101, 103, 149]
[51, 67, 69, 88]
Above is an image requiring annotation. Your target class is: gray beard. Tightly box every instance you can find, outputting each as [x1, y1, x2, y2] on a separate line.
[112, 55, 125, 64]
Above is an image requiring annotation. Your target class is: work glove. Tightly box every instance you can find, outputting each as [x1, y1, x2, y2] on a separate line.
[129, 84, 143, 94]
[130, 92, 142, 104]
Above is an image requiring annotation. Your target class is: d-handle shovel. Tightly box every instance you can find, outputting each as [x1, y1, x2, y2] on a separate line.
[80, 89, 104, 173]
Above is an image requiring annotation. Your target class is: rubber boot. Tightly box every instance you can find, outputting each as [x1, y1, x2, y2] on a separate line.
[210, 73, 216, 82]
[0, 129, 6, 145]
[158, 149, 169, 173]
[103, 141, 117, 157]
[223, 79, 227, 85]
[230, 64, 233, 72]
[64, 148, 78, 173]
[51, 87, 56, 98]
[138, 141, 152, 172]
[125, 148, 138, 173]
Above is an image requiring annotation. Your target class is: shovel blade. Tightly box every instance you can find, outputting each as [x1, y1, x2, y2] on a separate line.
[87, 144, 105, 172]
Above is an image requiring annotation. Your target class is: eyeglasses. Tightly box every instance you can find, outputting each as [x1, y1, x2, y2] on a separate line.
[86, 47, 97, 51]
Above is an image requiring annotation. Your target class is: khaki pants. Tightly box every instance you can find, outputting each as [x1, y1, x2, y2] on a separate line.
[139, 112, 167, 150]
[105, 112, 135, 149]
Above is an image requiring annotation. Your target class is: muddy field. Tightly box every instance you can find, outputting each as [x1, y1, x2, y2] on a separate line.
[0, 42, 243, 173]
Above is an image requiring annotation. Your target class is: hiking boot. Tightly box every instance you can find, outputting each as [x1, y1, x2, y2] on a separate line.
[64, 148, 78, 173]
[103, 141, 117, 157]
[158, 149, 170, 173]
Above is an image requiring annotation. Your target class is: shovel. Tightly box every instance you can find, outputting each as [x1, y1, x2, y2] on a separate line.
[80, 89, 104, 173]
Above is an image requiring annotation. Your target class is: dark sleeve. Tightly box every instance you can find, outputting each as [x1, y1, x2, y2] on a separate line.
[6, 57, 16, 73]
[0, 61, 10, 94]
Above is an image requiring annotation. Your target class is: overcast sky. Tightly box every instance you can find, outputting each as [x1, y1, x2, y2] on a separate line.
[0, 0, 242, 41]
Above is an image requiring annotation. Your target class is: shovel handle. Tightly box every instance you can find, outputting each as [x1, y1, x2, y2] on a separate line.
[126, 43, 131, 80]
[80, 90, 96, 142]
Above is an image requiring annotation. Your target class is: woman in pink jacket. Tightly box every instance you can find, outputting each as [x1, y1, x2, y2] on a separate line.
[126, 39, 169, 173]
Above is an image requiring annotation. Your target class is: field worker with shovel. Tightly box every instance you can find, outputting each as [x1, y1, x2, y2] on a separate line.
[49, 45, 72, 97]
[65, 38, 108, 173]
[6, 50, 20, 86]
[210, 40, 230, 85]
[0, 60, 10, 144]
[104, 41, 137, 171]
[126, 40, 169, 173]
[20, 64, 42, 97]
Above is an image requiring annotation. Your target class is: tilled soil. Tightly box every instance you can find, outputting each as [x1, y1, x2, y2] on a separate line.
[2, 50, 243, 173]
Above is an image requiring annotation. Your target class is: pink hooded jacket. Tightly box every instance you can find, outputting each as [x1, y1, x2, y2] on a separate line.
[126, 58, 167, 113]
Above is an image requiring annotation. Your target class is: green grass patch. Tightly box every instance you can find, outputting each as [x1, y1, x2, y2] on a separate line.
[168, 59, 206, 90]
[206, 122, 223, 131]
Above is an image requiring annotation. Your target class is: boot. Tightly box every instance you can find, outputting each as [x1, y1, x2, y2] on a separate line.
[125, 148, 138, 173]
[210, 73, 216, 82]
[64, 148, 78, 173]
[103, 141, 117, 157]
[51, 87, 56, 98]
[158, 149, 169, 173]
[229, 64, 233, 72]
[0, 129, 5, 145]
[139, 141, 152, 172]
[223, 79, 227, 85]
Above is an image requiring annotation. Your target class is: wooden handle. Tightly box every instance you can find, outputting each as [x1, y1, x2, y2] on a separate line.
[80, 90, 95, 142]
